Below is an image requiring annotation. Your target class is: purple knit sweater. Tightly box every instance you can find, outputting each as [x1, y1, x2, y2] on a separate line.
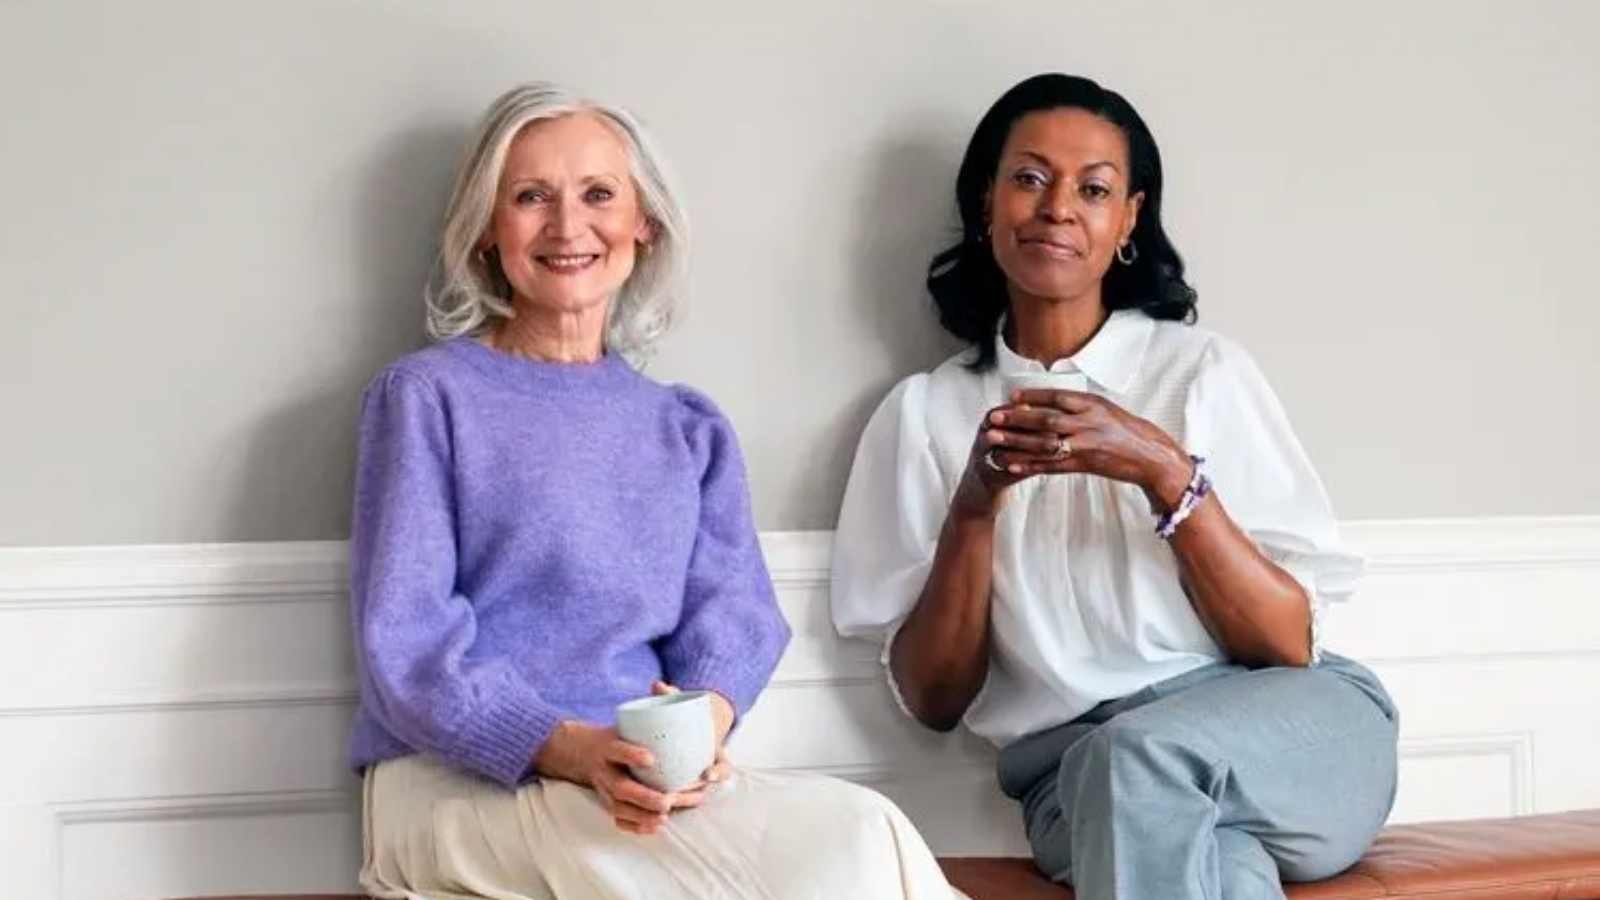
[346, 338, 791, 787]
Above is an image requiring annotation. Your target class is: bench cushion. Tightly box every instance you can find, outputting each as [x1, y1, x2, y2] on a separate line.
[938, 809, 1600, 900]
[171, 810, 1600, 900]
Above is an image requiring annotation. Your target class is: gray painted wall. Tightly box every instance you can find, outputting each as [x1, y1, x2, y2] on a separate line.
[3, 1, 1596, 545]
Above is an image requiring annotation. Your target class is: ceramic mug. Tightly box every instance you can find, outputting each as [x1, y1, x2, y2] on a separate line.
[1001, 370, 1089, 401]
[614, 690, 716, 792]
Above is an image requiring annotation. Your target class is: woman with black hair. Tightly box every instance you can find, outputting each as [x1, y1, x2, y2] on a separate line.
[831, 74, 1399, 900]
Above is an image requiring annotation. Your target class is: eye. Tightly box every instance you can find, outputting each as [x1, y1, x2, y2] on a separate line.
[1011, 168, 1049, 189]
[515, 188, 549, 205]
[584, 185, 615, 203]
[1081, 182, 1113, 201]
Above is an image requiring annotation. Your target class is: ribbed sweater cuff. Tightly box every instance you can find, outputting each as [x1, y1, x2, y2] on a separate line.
[670, 655, 769, 720]
[452, 687, 566, 787]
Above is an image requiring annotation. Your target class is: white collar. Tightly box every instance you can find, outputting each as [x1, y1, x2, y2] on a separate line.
[994, 308, 1155, 395]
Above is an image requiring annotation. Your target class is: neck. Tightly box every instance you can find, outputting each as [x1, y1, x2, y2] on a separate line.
[489, 296, 608, 364]
[1005, 286, 1109, 367]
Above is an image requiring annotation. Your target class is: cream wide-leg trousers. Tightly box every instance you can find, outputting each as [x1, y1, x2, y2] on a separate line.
[359, 753, 968, 900]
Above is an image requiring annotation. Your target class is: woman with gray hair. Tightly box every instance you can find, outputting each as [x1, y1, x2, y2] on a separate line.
[347, 83, 962, 899]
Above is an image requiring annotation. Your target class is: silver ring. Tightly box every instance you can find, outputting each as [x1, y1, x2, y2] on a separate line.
[983, 448, 1005, 472]
[1054, 436, 1073, 457]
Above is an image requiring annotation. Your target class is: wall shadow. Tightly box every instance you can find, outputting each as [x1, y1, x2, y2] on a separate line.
[785, 125, 966, 528]
[219, 120, 469, 543]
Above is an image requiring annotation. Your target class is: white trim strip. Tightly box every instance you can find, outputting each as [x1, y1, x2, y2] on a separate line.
[3, 518, 1596, 608]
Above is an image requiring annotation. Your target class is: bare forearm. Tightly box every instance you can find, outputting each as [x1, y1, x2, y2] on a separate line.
[1153, 463, 1313, 666]
[890, 484, 998, 730]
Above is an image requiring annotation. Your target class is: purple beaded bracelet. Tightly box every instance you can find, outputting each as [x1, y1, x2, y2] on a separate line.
[1155, 455, 1211, 539]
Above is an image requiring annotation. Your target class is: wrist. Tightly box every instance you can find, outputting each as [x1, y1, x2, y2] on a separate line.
[534, 719, 590, 782]
[1143, 449, 1195, 513]
[708, 692, 735, 742]
[952, 468, 1004, 523]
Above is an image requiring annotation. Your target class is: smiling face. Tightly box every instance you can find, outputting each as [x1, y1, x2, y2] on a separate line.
[987, 107, 1144, 307]
[482, 113, 653, 318]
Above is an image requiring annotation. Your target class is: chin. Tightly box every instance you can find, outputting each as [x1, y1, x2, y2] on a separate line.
[1013, 276, 1090, 304]
[513, 283, 614, 315]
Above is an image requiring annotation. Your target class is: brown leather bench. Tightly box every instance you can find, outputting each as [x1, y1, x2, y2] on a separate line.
[175, 810, 1600, 900]
[941, 811, 1600, 899]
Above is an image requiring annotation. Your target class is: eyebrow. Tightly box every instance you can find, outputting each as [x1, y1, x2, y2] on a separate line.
[505, 172, 624, 188]
[1014, 151, 1122, 175]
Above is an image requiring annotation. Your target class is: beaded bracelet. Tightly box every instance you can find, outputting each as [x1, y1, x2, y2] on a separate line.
[1155, 455, 1211, 540]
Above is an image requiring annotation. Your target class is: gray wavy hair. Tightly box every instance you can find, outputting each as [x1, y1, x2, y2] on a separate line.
[424, 83, 689, 363]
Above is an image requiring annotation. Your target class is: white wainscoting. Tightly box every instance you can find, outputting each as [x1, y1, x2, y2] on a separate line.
[1, 517, 1597, 899]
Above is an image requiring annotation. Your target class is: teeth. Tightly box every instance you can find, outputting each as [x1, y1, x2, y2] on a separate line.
[542, 254, 597, 270]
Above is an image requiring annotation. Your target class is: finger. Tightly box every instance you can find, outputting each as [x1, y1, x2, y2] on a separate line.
[1013, 454, 1096, 477]
[614, 811, 665, 834]
[988, 406, 1075, 434]
[672, 787, 710, 810]
[608, 772, 676, 815]
[598, 780, 670, 829]
[706, 747, 732, 778]
[604, 738, 655, 771]
[698, 750, 733, 783]
[607, 793, 671, 830]
[980, 404, 1014, 427]
[982, 426, 1069, 456]
[981, 447, 1028, 477]
[651, 680, 679, 696]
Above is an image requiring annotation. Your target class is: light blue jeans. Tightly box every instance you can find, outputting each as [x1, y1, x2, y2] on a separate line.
[997, 653, 1399, 900]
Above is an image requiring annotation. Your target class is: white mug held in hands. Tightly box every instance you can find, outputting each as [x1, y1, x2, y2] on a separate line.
[614, 690, 716, 792]
[1000, 370, 1089, 401]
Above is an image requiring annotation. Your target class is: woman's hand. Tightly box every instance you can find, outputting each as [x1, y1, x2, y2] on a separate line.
[989, 388, 1194, 508]
[533, 718, 713, 835]
[955, 400, 1063, 520]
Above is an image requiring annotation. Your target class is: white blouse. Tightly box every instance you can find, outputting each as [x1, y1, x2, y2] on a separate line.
[829, 310, 1364, 747]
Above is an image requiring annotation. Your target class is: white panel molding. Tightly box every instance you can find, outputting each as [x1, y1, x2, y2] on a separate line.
[1365, 649, 1600, 667]
[763, 675, 881, 691]
[5, 516, 1597, 608]
[51, 787, 357, 826]
[0, 515, 1594, 898]
[1344, 516, 1600, 573]
[1398, 732, 1536, 815]
[47, 789, 361, 900]
[757, 762, 975, 788]
[758, 530, 834, 587]
[0, 685, 359, 719]
[0, 540, 347, 608]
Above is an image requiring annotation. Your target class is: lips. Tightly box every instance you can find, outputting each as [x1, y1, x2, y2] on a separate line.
[536, 253, 601, 273]
[1018, 236, 1085, 259]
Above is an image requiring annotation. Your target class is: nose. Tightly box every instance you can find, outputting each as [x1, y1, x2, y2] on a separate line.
[1038, 181, 1077, 225]
[545, 195, 585, 240]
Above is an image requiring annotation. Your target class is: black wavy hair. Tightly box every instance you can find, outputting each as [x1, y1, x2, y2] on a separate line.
[927, 73, 1197, 370]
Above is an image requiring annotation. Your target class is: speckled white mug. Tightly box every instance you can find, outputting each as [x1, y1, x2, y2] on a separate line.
[1001, 370, 1089, 402]
[615, 690, 715, 792]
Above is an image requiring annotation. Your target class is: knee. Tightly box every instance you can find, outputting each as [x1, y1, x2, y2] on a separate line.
[1216, 829, 1285, 900]
[825, 779, 904, 825]
[1272, 833, 1369, 883]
